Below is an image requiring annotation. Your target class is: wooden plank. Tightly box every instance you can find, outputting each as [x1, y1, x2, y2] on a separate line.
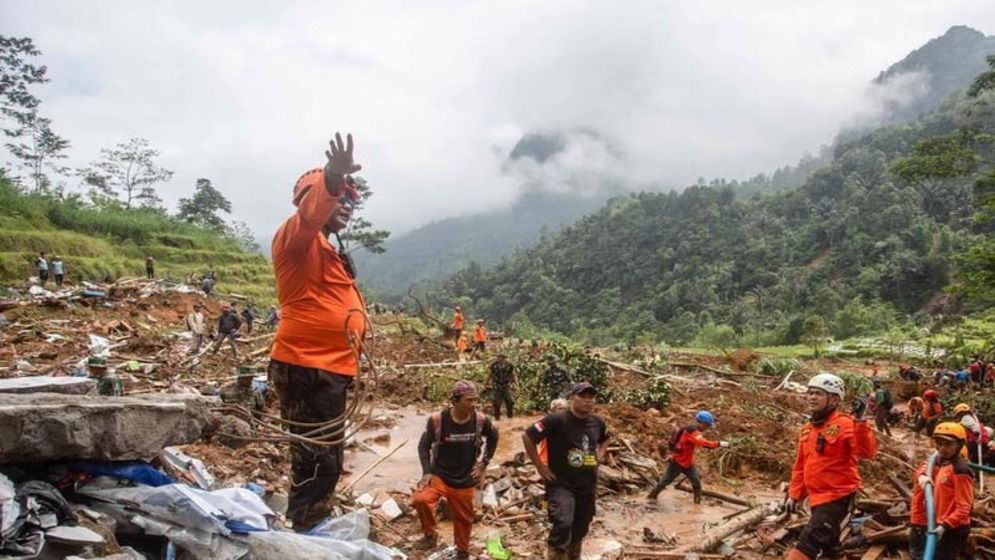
[860, 544, 886, 560]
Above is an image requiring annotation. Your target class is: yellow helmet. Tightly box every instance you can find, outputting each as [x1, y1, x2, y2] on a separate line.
[953, 403, 972, 415]
[933, 422, 967, 442]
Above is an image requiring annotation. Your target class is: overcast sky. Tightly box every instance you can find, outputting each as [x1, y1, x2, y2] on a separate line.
[3, 1, 994, 237]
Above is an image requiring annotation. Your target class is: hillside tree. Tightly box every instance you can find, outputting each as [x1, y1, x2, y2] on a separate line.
[80, 138, 173, 210]
[178, 178, 231, 230]
[338, 175, 390, 254]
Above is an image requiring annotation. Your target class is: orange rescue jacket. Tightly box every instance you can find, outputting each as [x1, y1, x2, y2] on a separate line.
[910, 457, 974, 529]
[270, 170, 367, 375]
[452, 311, 465, 331]
[669, 425, 719, 469]
[456, 334, 468, 353]
[789, 410, 877, 507]
[923, 400, 943, 421]
[473, 325, 487, 343]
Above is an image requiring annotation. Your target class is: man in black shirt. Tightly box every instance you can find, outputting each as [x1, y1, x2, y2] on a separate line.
[523, 381, 608, 560]
[210, 303, 242, 357]
[412, 380, 499, 559]
[487, 354, 519, 420]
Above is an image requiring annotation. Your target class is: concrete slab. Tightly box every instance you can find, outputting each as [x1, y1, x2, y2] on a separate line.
[0, 376, 96, 395]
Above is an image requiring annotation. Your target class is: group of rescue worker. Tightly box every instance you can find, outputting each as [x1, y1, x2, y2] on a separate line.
[452, 304, 489, 359]
[261, 133, 985, 560]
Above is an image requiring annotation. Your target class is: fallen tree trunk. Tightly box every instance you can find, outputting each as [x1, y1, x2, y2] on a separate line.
[675, 481, 753, 507]
[677, 504, 777, 553]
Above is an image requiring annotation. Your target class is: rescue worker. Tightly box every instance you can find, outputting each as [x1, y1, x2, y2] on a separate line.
[36, 252, 48, 285]
[186, 302, 206, 354]
[412, 380, 498, 559]
[145, 256, 155, 280]
[473, 319, 488, 355]
[452, 305, 465, 332]
[88, 356, 123, 396]
[486, 354, 519, 420]
[51, 256, 65, 288]
[456, 330, 468, 362]
[210, 303, 242, 357]
[523, 382, 609, 560]
[909, 422, 974, 560]
[872, 379, 893, 437]
[923, 389, 943, 437]
[953, 403, 990, 464]
[269, 133, 368, 530]
[220, 367, 265, 413]
[785, 373, 877, 560]
[647, 410, 729, 504]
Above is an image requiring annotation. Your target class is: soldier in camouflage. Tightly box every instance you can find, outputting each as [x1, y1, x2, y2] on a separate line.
[487, 354, 519, 420]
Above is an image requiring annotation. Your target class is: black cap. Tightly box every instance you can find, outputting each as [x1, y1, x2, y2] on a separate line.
[569, 381, 597, 395]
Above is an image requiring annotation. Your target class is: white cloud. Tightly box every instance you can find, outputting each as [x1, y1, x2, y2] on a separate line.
[2, 1, 994, 237]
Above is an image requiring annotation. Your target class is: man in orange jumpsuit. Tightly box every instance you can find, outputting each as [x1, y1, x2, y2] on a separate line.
[647, 410, 729, 504]
[785, 373, 877, 560]
[473, 319, 488, 354]
[909, 422, 974, 560]
[452, 305, 465, 332]
[269, 133, 367, 530]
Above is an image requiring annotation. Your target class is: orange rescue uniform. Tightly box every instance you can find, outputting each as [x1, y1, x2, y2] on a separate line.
[923, 400, 943, 422]
[473, 324, 487, 343]
[670, 427, 720, 469]
[910, 458, 974, 529]
[456, 334, 468, 354]
[270, 170, 366, 375]
[452, 311, 465, 331]
[789, 409, 877, 507]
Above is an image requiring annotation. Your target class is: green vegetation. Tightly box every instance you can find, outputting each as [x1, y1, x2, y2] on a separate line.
[432, 51, 995, 351]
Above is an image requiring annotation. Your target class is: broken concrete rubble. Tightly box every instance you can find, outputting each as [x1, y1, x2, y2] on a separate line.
[0, 376, 97, 395]
[0, 393, 217, 463]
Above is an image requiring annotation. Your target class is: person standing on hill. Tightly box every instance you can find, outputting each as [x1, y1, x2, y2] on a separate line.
[269, 133, 369, 530]
[186, 302, 207, 354]
[647, 410, 729, 504]
[36, 252, 48, 285]
[145, 256, 156, 280]
[523, 382, 609, 560]
[51, 256, 66, 288]
[784, 373, 877, 560]
[210, 303, 241, 357]
[201, 274, 215, 296]
[473, 319, 488, 355]
[486, 353, 519, 420]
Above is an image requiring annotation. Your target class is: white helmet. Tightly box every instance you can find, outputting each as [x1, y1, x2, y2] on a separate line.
[808, 372, 845, 397]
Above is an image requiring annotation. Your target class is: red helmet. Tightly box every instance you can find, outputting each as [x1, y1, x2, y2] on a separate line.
[292, 168, 324, 206]
[924, 389, 938, 400]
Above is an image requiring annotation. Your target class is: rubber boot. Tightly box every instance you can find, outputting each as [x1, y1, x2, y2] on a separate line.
[693, 488, 702, 505]
[785, 547, 811, 560]
[567, 541, 583, 560]
[547, 545, 566, 560]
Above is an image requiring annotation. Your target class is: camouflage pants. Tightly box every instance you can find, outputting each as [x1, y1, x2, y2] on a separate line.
[269, 359, 352, 531]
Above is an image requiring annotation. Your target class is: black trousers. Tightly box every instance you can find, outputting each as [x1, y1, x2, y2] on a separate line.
[796, 493, 854, 559]
[651, 461, 701, 497]
[910, 525, 969, 560]
[492, 385, 514, 419]
[38, 270, 48, 284]
[269, 359, 352, 530]
[546, 484, 596, 551]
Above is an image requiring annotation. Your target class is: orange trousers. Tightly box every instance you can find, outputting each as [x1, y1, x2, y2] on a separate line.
[411, 475, 476, 551]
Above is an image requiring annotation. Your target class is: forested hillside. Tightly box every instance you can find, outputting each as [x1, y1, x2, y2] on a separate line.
[433, 57, 995, 346]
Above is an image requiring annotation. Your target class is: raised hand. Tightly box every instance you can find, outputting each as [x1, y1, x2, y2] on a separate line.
[324, 132, 362, 178]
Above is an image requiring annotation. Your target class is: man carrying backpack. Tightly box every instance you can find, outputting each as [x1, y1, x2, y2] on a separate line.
[647, 410, 729, 504]
[873, 379, 893, 437]
[411, 380, 499, 559]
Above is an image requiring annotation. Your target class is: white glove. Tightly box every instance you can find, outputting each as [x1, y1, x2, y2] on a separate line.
[931, 525, 945, 540]
[917, 475, 931, 489]
[719, 441, 731, 449]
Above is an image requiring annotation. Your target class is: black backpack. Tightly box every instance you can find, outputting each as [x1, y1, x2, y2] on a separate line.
[668, 425, 696, 452]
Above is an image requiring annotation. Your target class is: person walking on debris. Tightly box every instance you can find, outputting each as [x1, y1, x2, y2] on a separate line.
[922, 389, 943, 437]
[784, 373, 877, 560]
[523, 381, 608, 560]
[266, 305, 280, 329]
[145, 256, 155, 280]
[411, 380, 498, 559]
[51, 256, 65, 288]
[473, 319, 488, 355]
[210, 303, 241, 357]
[241, 305, 255, 334]
[909, 422, 974, 560]
[872, 379, 893, 437]
[201, 274, 215, 296]
[647, 410, 729, 504]
[908, 395, 926, 438]
[35, 252, 48, 286]
[269, 132, 368, 530]
[220, 367, 265, 413]
[186, 302, 207, 354]
[487, 353, 519, 420]
[88, 356, 123, 396]
[953, 403, 990, 465]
